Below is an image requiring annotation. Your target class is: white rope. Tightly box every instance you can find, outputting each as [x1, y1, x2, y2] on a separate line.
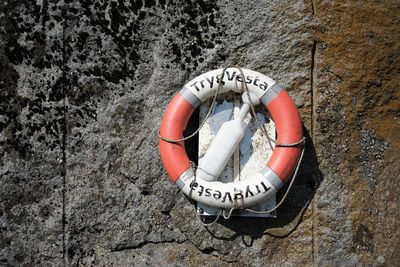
[234, 66, 276, 151]
[159, 67, 229, 143]
[196, 210, 222, 227]
[222, 208, 234, 219]
[244, 141, 305, 214]
[196, 207, 235, 227]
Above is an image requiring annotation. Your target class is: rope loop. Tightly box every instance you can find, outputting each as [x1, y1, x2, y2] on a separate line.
[222, 208, 234, 219]
[196, 210, 222, 227]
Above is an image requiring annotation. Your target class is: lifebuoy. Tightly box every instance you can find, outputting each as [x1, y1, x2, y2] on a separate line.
[159, 68, 303, 209]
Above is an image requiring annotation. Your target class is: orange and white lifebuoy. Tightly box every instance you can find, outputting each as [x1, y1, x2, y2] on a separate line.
[159, 68, 303, 209]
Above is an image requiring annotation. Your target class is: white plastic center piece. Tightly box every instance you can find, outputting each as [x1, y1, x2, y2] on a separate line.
[196, 93, 261, 182]
[197, 94, 277, 218]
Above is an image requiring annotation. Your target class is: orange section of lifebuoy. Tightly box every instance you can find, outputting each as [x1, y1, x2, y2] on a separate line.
[265, 90, 303, 182]
[159, 93, 194, 181]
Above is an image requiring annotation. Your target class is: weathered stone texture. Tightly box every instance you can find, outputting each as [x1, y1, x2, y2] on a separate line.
[0, 0, 399, 266]
[313, 1, 400, 266]
[0, 1, 65, 266]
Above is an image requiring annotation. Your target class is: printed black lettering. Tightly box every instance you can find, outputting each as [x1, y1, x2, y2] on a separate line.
[236, 75, 243, 82]
[260, 182, 270, 192]
[245, 185, 255, 198]
[234, 192, 244, 200]
[213, 190, 222, 199]
[253, 78, 260, 87]
[199, 79, 205, 89]
[255, 185, 261, 194]
[198, 185, 204, 196]
[206, 76, 214, 88]
[226, 71, 236, 81]
[259, 82, 268, 90]
[216, 74, 226, 85]
[190, 181, 198, 190]
[190, 81, 201, 91]
[246, 75, 253, 84]
[222, 192, 233, 203]
[204, 188, 211, 197]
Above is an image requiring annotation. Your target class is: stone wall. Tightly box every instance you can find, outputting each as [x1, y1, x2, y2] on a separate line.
[0, 0, 399, 266]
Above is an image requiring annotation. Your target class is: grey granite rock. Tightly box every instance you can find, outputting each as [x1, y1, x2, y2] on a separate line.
[0, 0, 399, 266]
[0, 1, 65, 266]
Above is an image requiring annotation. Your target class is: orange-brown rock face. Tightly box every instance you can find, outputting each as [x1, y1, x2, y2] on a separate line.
[313, 1, 400, 266]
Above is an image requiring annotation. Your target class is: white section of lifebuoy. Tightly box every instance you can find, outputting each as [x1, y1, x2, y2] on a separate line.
[184, 68, 276, 102]
[176, 168, 278, 209]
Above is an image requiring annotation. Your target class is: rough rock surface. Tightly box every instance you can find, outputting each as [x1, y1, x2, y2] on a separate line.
[0, 0, 399, 266]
